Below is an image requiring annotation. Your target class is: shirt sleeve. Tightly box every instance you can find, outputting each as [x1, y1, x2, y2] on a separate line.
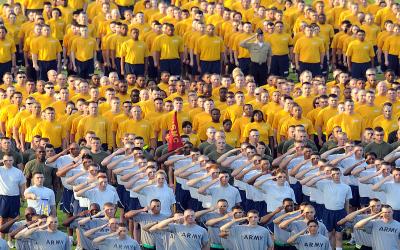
[363, 220, 374, 234]
[201, 228, 209, 247]
[235, 188, 242, 204]
[345, 185, 353, 200]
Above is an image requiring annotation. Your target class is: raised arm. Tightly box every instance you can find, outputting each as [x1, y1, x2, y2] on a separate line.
[328, 150, 354, 166]
[287, 227, 307, 245]
[195, 206, 214, 219]
[289, 159, 310, 177]
[124, 207, 148, 219]
[383, 146, 400, 163]
[344, 160, 367, 176]
[93, 231, 118, 244]
[101, 148, 125, 166]
[320, 145, 345, 159]
[132, 179, 154, 193]
[295, 164, 319, 180]
[206, 213, 231, 227]
[84, 223, 108, 237]
[216, 148, 241, 164]
[354, 212, 382, 229]
[358, 169, 382, 184]
[231, 161, 252, 178]
[75, 182, 97, 197]
[198, 178, 219, 194]
[337, 205, 370, 226]
[273, 148, 296, 168]
[186, 172, 211, 187]
[46, 147, 69, 164]
[260, 206, 283, 225]
[273, 210, 299, 225]
[371, 175, 392, 191]
[148, 217, 176, 232]
[304, 174, 330, 187]
[220, 217, 247, 232]
[279, 213, 303, 230]
[66, 170, 87, 185]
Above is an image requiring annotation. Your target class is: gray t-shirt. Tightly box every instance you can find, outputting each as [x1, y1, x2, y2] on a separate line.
[0, 238, 8, 250]
[96, 236, 140, 250]
[364, 219, 400, 250]
[229, 225, 273, 250]
[133, 213, 169, 248]
[273, 212, 298, 245]
[27, 230, 70, 250]
[78, 217, 109, 250]
[286, 220, 329, 238]
[167, 224, 209, 250]
[294, 233, 331, 250]
[344, 214, 371, 247]
[199, 212, 229, 246]
[9, 220, 31, 250]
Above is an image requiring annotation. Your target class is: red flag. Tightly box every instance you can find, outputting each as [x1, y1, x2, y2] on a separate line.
[168, 111, 183, 152]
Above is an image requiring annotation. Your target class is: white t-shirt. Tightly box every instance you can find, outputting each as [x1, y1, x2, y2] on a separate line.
[72, 174, 92, 208]
[24, 186, 55, 215]
[287, 156, 304, 184]
[379, 182, 400, 210]
[46, 154, 74, 190]
[141, 184, 176, 216]
[0, 166, 26, 196]
[261, 183, 296, 212]
[207, 184, 241, 211]
[355, 166, 375, 198]
[316, 180, 352, 210]
[84, 185, 120, 209]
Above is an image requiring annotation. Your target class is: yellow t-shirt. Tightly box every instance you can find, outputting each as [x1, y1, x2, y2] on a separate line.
[33, 120, 66, 147]
[153, 34, 184, 60]
[117, 119, 155, 145]
[0, 38, 16, 63]
[293, 36, 325, 63]
[243, 122, 273, 144]
[77, 115, 110, 145]
[195, 35, 224, 61]
[20, 115, 42, 142]
[372, 115, 398, 141]
[71, 36, 98, 61]
[346, 40, 375, 63]
[31, 36, 62, 61]
[121, 40, 149, 64]
[266, 32, 293, 55]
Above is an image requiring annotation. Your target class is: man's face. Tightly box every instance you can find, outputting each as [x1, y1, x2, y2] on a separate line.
[2, 156, 13, 167]
[36, 148, 46, 161]
[211, 109, 220, 121]
[374, 130, 385, 142]
[303, 206, 315, 220]
[283, 201, 294, 212]
[331, 170, 341, 182]
[393, 169, 400, 183]
[33, 174, 45, 186]
[381, 207, 393, 220]
[247, 212, 259, 225]
[47, 217, 58, 231]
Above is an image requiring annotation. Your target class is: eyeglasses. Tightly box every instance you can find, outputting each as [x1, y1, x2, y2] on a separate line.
[26, 102, 34, 105]
[46, 87, 54, 89]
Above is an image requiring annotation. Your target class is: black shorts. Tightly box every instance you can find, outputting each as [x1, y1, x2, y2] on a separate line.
[0, 195, 20, 218]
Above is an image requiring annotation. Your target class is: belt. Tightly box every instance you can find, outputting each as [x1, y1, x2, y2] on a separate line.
[274, 241, 291, 247]
[251, 61, 266, 65]
[142, 243, 156, 249]
[210, 243, 224, 249]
